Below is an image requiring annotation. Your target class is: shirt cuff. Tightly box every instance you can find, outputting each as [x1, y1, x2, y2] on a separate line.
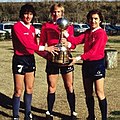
[64, 31, 69, 38]
[39, 46, 45, 51]
[68, 42, 72, 48]
[75, 56, 81, 61]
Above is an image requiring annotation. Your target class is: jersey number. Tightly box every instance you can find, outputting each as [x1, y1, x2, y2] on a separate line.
[17, 65, 23, 73]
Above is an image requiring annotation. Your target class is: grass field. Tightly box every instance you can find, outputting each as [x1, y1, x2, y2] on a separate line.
[0, 36, 120, 120]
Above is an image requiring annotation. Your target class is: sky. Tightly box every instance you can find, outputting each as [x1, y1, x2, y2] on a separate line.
[0, 0, 119, 2]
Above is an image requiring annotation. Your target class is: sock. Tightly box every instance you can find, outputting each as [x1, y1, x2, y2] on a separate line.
[86, 96, 95, 119]
[24, 93, 32, 116]
[67, 91, 75, 114]
[13, 95, 20, 117]
[98, 98, 107, 120]
[47, 93, 55, 114]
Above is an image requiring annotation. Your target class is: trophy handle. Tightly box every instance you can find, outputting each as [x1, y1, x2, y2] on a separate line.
[59, 30, 66, 47]
[59, 30, 63, 43]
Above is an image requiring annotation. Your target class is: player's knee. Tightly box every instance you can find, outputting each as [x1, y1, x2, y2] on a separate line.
[49, 86, 56, 93]
[66, 85, 73, 93]
[14, 89, 23, 97]
[96, 91, 105, 100]
[26, 86, 33, 94]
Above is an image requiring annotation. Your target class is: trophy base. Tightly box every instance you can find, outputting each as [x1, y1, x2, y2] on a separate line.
[52, 47, 70, 66]
[52, 59, 70, 66]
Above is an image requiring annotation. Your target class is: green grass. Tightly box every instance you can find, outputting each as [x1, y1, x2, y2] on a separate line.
[108, 117, 120, 120]
[108, 39, 120, 43]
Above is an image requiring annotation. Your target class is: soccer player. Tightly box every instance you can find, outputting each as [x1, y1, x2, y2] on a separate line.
[40, 3, 77, 120]
[63, 9, 108, 120]
[12, 4, 55, 120]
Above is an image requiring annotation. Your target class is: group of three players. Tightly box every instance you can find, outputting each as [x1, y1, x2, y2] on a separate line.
[12, 3, 108, 120]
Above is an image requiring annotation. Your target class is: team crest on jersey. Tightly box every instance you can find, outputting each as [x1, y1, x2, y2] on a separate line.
[95, 70, 103, 76]
[32, 33, 35, 37]
[24, 32, 29, 35]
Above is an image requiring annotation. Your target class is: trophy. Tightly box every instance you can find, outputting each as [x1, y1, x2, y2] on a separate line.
[52, 18, 70, 65]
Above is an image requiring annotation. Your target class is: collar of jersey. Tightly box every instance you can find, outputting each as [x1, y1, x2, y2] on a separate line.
[92, 27, 101, 32]
[20, 21, 31, 29]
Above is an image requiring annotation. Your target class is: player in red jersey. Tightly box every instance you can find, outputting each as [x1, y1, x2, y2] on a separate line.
[63, 9, 108, 120]
[40, 3, 77, 120]
[12, 4, 56, 120]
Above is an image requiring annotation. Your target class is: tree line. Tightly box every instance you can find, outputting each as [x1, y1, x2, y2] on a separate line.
[0, 1, 120, 24]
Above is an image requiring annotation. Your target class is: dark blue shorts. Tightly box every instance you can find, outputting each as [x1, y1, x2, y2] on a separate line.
[45, 61, 74, 75]
[82, 58, 106, 80]
[12, 55, 36, 75]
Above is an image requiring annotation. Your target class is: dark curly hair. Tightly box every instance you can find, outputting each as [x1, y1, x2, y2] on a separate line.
[19, 4, 36, 19]
[87, 9, 103, 27]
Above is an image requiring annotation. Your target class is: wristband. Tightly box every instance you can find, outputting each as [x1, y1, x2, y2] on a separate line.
[75, 56, 81, 61]
[68, 42, 72, 48]
[64, 31, 69, 38]
[39, 46, 45, 51]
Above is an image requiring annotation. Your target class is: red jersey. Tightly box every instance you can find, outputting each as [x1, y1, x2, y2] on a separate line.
[12, 21, 39, 55]
[67, 28, 108, 61]
[40, 21, 74, 49]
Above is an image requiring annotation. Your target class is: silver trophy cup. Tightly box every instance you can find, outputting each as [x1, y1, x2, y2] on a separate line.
[52, 18, 70, 65]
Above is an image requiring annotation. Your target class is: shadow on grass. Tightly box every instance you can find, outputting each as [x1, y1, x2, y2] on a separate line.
[0, 92, 13, 118]
[110, 111, 120, 116]
[108, 111, 120, 120]
[0, 92, 70, 119]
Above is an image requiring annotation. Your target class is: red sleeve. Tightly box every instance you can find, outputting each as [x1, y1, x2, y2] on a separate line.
[66, 25, 75, 49]
[39, 23, 47, 46]
[66, 25, 85, 49]
[67, 31, 85, 46]
[13, 23, 39, 51]
[35, 51, 52, 60]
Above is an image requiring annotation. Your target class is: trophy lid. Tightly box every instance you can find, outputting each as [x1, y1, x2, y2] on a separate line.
[56, 18, 69, 30]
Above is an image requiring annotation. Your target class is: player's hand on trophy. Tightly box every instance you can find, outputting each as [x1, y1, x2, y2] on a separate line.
[61, 38, 69, 47]
[69, 56, 81, 66]
[68, 57, 77, 66]
[63, 30, 69, 38]
[45, 46, 59, 56]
